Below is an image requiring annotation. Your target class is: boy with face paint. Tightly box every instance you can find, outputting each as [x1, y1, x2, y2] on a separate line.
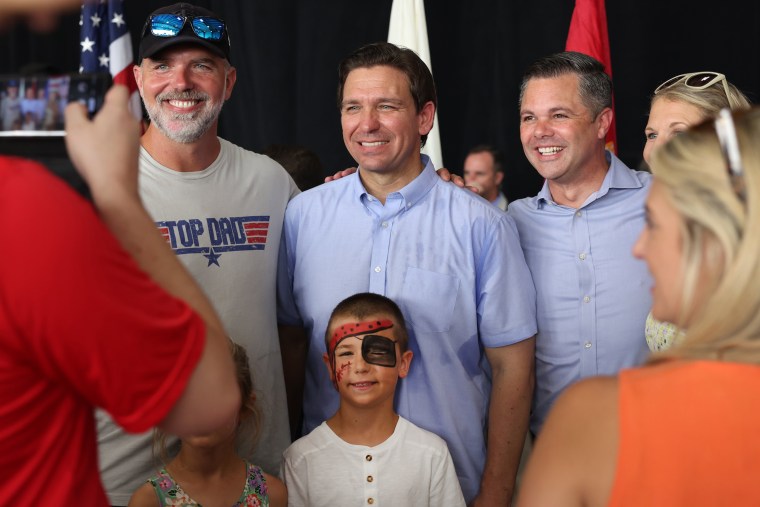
[280, 293, 465, 507]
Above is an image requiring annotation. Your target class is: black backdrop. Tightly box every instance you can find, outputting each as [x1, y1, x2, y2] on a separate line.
[3, 0, 759, 201]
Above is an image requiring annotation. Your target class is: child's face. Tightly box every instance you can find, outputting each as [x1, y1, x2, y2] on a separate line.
[324, 315, 413, 409]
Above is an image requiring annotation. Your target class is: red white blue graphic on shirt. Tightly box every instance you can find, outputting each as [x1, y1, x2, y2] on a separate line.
[156, 215, 269, 267]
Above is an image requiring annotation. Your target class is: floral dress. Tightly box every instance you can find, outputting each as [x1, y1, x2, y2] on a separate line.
[147, 461, 269, 506]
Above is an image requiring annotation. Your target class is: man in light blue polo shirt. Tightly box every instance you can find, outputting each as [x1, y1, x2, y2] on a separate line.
[278, 42, 537, 505]
[508, 51, 652, 436]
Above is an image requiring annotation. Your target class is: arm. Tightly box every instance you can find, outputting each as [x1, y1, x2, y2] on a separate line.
[472, 337, 535, 507]
[516, 377, 619, 507]
[279, 324, 309, 440]
[64, 86, 239, 435]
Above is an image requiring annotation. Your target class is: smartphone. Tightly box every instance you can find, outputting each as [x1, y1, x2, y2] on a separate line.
[0, 72, 110, 199]
[0, 71, 111, 136]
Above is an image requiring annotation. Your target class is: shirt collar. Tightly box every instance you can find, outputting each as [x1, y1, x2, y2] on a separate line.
[535, 151, 643, 208]
[353, 154, 437, 209]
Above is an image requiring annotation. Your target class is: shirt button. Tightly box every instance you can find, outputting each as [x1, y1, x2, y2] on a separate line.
[368, 499, 375, 505]
[381, 221, 389, 228]
[365, 454, 373, 461]
[579, 253, 586, 260]
[367, 475, 374, 483]
[576, 210, 582, 217]
[584, 341, 592, 349]
[374, 266, 381, 273]
[583, 296, 591, 303]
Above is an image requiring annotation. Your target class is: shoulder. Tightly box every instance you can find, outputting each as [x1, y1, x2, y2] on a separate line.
[1, 156, 80, 212]
[285, 176, 353, 214]
[262, 471, 287, 507]
[127, 482, 160, 507]
[506, 194, 541, 218]
[398, 417, 450, 454]
[518, 376, 619, 506]
[283, 423, 333, 460]
[221, 139, 293, 178]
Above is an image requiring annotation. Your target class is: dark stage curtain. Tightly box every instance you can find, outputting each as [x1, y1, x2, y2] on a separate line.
[2, 0, 759, 201]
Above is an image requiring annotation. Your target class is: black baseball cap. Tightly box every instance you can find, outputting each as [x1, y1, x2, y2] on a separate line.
[138, 3, 230, 63]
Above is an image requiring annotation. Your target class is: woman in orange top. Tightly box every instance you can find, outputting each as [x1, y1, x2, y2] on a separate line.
[517, 107, 760, 507]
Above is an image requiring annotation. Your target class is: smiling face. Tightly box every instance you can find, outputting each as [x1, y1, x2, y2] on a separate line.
[340, 65, 434, 182]
[632, 180, 685, 324]
[323, 314, 412, 410]
[134, 44, 235, 144]
[643, 97, 706, 165]
[519, 73, 610, 187]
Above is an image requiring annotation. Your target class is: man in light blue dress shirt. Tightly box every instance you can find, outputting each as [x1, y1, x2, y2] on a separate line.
[507, 52, 652, 436]
[278, 42, 537, 505]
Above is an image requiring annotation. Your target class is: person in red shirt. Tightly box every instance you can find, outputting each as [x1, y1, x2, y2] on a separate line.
[0, 5, 242, 499]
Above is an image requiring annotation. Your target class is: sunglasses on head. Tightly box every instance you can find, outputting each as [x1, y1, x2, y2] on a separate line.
[143, 14, 226, 41]
[654, 72, 730, 101]
[714, 108, 746, 202]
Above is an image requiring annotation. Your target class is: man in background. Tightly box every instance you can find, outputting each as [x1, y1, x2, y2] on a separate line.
[464, 144, 508, 210]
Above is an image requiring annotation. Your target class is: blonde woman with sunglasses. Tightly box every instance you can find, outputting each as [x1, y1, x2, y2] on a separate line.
[642, 71, 751, 351]
[517, 106, 760, 507]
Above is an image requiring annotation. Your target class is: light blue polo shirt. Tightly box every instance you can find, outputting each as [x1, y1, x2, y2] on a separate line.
[278, 155, 536, 502]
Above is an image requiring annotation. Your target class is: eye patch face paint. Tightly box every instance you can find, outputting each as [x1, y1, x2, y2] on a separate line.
[328, 319, 399, 389]
[360, 334, 397, 367]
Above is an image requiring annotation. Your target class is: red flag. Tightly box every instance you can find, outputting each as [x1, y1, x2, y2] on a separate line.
[565, 0, 617, 154]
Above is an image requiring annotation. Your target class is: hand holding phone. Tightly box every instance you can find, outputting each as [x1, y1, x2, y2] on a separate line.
[64, 84, 141, 201]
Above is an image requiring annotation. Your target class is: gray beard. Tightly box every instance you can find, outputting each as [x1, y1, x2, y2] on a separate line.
[147, 106, 220, 143]
[144, 87, 225, 144]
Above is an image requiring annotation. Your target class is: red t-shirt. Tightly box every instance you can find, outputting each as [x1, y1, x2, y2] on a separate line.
[0, 157, 205, 505]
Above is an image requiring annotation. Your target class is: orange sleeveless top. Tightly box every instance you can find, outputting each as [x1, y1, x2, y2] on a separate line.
[608, 360, 760, 506]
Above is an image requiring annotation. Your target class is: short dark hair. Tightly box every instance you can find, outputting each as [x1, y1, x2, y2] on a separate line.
[519, 51, 612, 118]
[325, 292, 409, 352]
[263, 143, 324, 191]
[337, 41, 437, 146]
[467, 144, 504, 174]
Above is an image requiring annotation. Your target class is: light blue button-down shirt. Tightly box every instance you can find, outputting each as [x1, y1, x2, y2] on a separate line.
[507, 152, 652, 434]
[278, 155, 537, 502]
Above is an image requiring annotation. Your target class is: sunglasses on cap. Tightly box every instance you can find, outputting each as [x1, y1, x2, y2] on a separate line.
[143, 13, 226, 41]
[654, 72, 730, 101]
[714, 108, 746, 202]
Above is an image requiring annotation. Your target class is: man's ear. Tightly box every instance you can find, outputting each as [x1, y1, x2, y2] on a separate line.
[397, 350, 413, 379]
[133, 64, 143, 97]
[596, 107, 613, 140]
[417, 101, 435, 137]
[224, 65, 237, 101]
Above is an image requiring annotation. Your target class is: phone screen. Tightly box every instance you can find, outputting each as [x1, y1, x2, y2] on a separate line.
[0, 72, 111, 136]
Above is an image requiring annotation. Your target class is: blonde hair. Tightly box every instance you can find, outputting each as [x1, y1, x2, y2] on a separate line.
[649, 107, 760, 364]
[652, 75, 751, 120]
[153, 339, 261, 464]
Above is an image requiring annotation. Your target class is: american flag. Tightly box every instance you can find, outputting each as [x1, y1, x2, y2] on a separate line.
[79, 0, 142, 119]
